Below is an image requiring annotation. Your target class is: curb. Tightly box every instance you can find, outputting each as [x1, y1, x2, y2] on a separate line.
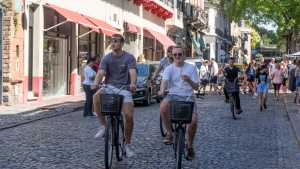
[0, 101, 84, 131]
[285, 101, 300, 147]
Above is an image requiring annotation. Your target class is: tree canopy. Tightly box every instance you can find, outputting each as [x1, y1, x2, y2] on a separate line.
[223, 0, 300, 51]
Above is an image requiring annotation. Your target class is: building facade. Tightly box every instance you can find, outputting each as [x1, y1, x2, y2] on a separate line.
[1, 0, 187, 105]
[0, 0, 25, 105]
[202, 0, 231, 63]
[230, 20, 252, 63]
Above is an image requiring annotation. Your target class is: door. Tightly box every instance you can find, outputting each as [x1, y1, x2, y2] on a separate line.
[43, 37, 67, 96]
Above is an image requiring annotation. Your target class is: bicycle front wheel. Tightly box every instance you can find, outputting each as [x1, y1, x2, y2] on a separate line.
[115, 116, 125, 161]
[176, 128, 185, 169]
[104, 118, 113, 169]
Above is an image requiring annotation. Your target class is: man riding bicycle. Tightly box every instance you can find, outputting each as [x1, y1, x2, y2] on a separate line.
[159, 46, 200, 160]
[152, 46, 174, 79]
[92, 34, 137, 157]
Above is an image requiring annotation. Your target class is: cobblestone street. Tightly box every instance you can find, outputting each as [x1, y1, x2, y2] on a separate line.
[0, 94, 300, 169]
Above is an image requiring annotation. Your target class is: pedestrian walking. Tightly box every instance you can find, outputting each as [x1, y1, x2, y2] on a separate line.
[199, 60, 209, 95]
[209, 58, 221, 94]
[82, 56, 97, 117]
[271, 63, 283, 100]
[246, 61, 256, 96]
[256, 64, 269, 111]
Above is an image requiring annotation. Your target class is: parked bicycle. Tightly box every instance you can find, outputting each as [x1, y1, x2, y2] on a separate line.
[100, 85, 126, 169]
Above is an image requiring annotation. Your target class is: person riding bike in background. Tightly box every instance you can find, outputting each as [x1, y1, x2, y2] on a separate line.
[152, 46, 174, 79]
[159, 46, 200, 160]
[91, 34, 137, 157]
[223, 57, 243, 114]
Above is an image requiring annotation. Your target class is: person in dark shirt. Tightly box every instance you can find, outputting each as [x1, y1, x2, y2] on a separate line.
[256, 64, 269, 111]
[224, 57, 243, 114]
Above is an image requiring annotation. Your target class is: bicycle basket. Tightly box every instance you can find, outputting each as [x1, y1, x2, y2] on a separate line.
[100, 94, 124, 116]
[225, 81, 239, 93]
[170, 101, 194, 123]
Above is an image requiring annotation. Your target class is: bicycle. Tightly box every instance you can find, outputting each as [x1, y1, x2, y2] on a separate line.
[225, 78, 239, 120]
[100, 85, 126, 169]
[169, 98, 194, 169]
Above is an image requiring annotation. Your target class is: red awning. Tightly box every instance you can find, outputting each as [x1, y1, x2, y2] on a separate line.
[46, 4, 119, 36]
[125, 22, 141, 34]
[85, 16, 120, 36]
[144, 28, 176, 48]
[46, 4, 97, 30]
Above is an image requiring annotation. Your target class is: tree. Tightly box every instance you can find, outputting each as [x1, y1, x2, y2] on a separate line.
[224, 0, 300, 53]
[250, 28, 261, 48]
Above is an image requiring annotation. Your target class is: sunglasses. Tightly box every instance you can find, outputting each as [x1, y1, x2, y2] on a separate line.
[173, 53, 183, 57]
[111, 38, 122, 43]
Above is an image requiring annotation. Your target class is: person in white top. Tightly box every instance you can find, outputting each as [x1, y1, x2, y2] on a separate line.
[199, 60, 209, 95]
[82, 56, 97, 117]
[159, 46, 200, 160]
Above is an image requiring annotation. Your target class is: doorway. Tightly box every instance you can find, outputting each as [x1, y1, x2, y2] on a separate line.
[43, 37, 68, 97]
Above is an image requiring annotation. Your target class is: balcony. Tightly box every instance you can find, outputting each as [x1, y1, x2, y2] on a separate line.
[185, 5, 208, 31]
[166, 9, 184, 29]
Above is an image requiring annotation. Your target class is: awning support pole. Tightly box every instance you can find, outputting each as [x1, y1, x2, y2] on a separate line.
[78, 29, 95, 39]
[44, 20, 69, 32]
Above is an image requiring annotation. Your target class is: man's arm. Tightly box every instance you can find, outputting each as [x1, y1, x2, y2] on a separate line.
[91, 70, 105, 89]
[153, 65, 163, 79]
[129, 67, 137, 92]
[185, 77, 199, 90]
[159, 80, 168, 95]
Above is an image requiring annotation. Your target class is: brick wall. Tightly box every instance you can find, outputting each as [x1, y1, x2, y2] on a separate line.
[1, 0, 24, 105]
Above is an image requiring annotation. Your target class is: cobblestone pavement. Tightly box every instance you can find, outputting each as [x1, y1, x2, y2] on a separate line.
[0, 94, 300, 169]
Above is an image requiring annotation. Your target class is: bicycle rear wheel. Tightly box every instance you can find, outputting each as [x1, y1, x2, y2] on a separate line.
[175, 128, 185, 169]
[115, 116, 125, 161]
[230, 96, 237, 120]
[104, 118, 114, 169]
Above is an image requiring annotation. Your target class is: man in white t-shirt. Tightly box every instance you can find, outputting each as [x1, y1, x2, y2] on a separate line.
[159, 46, 200, 160]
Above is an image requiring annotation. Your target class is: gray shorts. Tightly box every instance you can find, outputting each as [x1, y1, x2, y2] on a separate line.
[164, 94, 197, 113]
[101, 85, 133, 103]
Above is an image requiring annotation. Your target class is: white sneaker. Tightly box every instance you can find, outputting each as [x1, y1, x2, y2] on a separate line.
[93, 112, 98, 117]
[125, 144, 135, 158]
[254, 93, 258, 96]
[94, 126, 105, 138]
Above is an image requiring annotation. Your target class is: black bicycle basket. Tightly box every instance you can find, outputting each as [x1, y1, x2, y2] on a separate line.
[170, 101, 194, 123]
[100, 94, 124, 116]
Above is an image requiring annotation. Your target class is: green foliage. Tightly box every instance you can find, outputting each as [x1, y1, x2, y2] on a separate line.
[256, 53, 263, 61]
[250, 28, 261, 48]
[224, 0, 300, 49]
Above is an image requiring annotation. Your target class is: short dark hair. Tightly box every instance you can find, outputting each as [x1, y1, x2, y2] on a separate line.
[87, 55, 97, 64]
[112, 34, 125, 43]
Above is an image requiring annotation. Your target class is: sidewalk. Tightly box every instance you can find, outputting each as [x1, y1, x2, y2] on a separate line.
[284, 94, 300, 146]
[0, 94, 85, 129]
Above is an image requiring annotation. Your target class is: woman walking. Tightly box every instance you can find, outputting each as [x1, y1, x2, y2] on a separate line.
[82, 56, 97, 117]
[256, 65, 269, 111]
[271, 63, 283, 100]
[246, 62, 256, 96]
